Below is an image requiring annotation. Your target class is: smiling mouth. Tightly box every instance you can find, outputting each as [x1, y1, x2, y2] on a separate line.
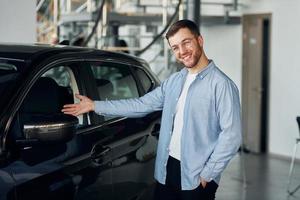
[182, 55, 191, 62]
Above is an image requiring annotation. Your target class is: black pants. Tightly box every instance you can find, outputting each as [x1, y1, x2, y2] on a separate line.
[154, 156, 218, 200]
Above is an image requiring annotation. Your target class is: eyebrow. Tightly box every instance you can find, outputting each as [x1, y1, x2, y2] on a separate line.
[171, 38, 193, 48]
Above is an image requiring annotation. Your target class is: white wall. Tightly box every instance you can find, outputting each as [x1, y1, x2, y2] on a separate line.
[201, 25, 242, 93]
[0, 0, 36, 43]
[203, 0, 300, 158]
[241, 0, 300, 158]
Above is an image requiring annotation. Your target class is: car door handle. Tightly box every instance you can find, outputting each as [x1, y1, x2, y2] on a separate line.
[91, 146, 111, 159]
[91, 146, 112, 166]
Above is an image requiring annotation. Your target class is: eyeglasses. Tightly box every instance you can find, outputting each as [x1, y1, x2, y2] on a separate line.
[170, 38, 195, 54]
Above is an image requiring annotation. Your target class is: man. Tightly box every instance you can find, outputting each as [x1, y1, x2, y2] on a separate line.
[62, 19, 242, 200]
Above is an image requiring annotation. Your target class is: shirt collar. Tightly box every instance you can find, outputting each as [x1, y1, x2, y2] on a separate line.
[179, 60, 215, 80]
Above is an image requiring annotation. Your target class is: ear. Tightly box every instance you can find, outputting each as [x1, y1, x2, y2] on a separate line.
[197, 35, 204, 47]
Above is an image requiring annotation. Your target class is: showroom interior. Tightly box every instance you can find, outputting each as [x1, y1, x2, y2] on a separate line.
[1, 0, 300, 200]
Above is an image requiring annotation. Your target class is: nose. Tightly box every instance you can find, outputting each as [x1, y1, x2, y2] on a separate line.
[179, 45, 188, 56]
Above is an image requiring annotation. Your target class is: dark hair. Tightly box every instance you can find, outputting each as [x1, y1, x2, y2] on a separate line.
[165, 19, 200, 40]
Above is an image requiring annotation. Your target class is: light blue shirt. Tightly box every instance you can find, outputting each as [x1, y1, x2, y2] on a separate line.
[95, 61, 242, 190]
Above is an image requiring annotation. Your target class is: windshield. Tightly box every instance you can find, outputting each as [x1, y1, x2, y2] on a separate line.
[0, 59, 24, 110]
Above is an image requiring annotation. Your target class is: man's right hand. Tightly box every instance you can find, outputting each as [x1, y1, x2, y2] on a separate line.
[62, 94, 95, 116]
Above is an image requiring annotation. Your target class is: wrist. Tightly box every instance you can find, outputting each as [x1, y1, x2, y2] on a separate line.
[90, 101, 95, 112]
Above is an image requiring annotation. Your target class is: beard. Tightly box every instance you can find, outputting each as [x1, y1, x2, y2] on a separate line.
[177, 47, 202, 68]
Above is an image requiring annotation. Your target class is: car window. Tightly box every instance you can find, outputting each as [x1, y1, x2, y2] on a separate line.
[42, 66, 86, 125]
[90, 63, 139, 101]
[133, 67, 153, 93]
[89, 62, 139, 122]
[42, 66, 71, 87]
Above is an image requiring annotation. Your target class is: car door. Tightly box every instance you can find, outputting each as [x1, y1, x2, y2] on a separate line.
[4, 61, 114, 200]
[39, 62, 116, 200]
[4, 63, 81, 200]
[83, 60, 161, 200]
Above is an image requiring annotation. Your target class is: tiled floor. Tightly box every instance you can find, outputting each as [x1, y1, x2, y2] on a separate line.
[216, 153, 300, 200]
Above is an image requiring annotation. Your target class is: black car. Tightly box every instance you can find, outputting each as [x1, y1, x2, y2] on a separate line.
[0, 44, 161, 200]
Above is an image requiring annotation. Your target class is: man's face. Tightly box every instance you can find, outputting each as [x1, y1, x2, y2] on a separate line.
[168, 28, 203, 69]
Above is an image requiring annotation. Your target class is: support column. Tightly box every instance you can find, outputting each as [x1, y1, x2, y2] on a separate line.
[186, 0, 201, 30]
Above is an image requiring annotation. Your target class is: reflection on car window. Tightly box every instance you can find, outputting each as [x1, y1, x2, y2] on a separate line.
[90, 63, 139, 122]
[42, 66, 87, 126]
[134, 67, 152, 93]
[90, 63, 139, 101]
[42, 66, 71, 87]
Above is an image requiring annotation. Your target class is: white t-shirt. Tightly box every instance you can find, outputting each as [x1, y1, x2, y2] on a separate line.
[169, 72, 197, 160]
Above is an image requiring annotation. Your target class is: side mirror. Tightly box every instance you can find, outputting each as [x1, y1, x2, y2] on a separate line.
[23, 114, 78, 144]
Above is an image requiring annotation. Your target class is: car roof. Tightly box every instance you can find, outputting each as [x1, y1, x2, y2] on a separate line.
[0, 43, 147, 66]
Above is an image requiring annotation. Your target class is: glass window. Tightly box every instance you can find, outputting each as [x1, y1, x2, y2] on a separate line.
[36, 66, 75, 114]
[41, 66, 85, 125]
[134, 67, 153, 93]
[42, 66, 71, 87]
[90, 63, 139, 101]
